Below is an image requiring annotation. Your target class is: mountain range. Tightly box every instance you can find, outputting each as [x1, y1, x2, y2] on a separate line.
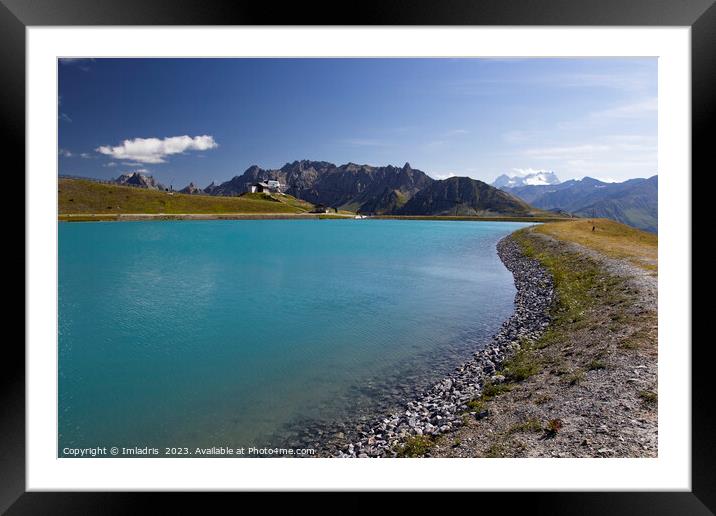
[204, 160, 433, 213]
[197, 160, 534, 216]
[103, 162, 657, 229]
[496, 175, 658, 232]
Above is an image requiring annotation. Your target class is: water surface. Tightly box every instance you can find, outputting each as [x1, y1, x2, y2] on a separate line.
[58, 219, 531, 454]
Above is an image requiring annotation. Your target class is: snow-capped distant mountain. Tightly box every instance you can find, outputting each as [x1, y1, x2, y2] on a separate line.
[492, 170, 561, 188]
[497, 175, 658, 233]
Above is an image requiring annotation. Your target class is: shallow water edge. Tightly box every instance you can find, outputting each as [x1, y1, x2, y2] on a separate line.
[326, 234, 555, 457]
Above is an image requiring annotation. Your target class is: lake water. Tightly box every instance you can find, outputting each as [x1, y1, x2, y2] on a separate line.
[58, 219, 532, 455]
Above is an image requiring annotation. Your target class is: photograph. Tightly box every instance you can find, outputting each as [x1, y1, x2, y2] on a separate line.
[57, 57, 658, 459]
[2, 0, 707, 505]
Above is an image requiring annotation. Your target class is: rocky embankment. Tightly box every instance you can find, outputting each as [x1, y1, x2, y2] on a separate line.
[429, 229, 658, 458]
[334, 236, 554, 457]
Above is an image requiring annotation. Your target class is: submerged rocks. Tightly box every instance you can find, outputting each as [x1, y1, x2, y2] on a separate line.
[333, 235, 555, 458]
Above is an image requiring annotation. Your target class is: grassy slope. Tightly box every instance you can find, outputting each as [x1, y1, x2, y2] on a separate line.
[573, 201, 657, 234]
[427, 218, 658, 457]
[397, 176, 545, 217]
[534, 218, 657, 272]
[58, 178, 314, 215]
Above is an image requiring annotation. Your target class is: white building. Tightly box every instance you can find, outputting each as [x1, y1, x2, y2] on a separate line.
[249, 180, 283, 193]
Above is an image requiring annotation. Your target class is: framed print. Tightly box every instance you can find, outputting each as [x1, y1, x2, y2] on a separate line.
[4, 0, 711, 510]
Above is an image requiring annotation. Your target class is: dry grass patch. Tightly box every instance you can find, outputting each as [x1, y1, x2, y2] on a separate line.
[534, 219, 657, 272]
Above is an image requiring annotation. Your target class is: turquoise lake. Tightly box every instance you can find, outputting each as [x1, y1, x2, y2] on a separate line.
[58, 219, 532, 455]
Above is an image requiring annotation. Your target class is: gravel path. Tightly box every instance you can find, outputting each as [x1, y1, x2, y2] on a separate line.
[430, 230, 658, 458]
[537, 233, 657, 313]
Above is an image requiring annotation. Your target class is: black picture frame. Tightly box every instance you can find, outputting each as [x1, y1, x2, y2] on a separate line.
[3, 0, 709, 511]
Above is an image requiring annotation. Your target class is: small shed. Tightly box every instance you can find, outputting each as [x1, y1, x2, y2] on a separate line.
[310, 203, 331, 214]
[249, 180, 283, 193]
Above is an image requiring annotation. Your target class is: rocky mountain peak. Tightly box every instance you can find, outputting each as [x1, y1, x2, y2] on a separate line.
[493, 171, 561, 189]
[179, 182, 204, 195]
[113, 171, 164, 190]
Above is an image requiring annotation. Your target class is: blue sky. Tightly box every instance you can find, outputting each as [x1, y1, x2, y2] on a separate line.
[58, 58, 657, 188]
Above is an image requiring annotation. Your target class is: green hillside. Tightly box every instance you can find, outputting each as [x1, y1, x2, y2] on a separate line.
[58, 178, 315, 215]
[397, 176, 549, 217]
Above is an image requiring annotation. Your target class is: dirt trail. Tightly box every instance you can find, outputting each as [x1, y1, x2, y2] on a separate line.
[431, 229, 658, 458]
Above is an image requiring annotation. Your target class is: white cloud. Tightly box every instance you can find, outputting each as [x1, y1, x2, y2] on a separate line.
[103, 162, 117, 167]
[80, 152, 91, 159]
[96, 135, 218, 164]
[59, 148, 73, 157]
[59, 113, 72, 123]
[432, 172, 456, 180]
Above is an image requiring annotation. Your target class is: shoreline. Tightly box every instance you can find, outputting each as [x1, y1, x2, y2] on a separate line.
[429, 225, 657, 458]
[58, 213, 569, 223]
[330, 234, 555, 457]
